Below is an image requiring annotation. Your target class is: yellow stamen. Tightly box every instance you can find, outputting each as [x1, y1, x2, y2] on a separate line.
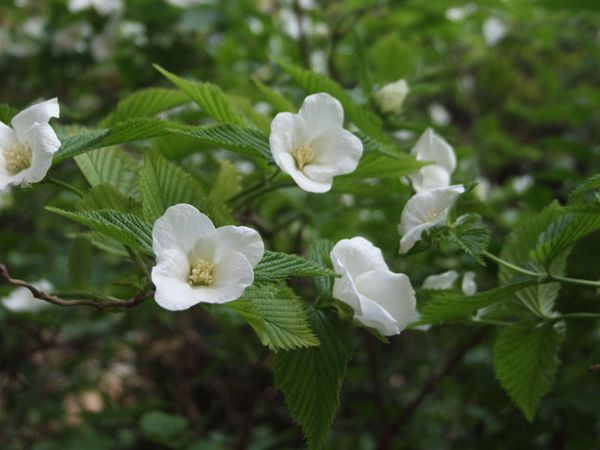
[3, 142, 32, 175]
[292, 144, 315, 170]
[188, 258, 214, 286]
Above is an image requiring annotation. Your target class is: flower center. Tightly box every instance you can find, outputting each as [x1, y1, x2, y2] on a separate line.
[188, 258, 214, 286]
[3, 141, 32, 175]
[292, 144, 315, 170]
[424, 209, 441, 222]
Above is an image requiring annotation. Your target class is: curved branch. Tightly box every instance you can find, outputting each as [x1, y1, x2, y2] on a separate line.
[0, 264, 153, 311]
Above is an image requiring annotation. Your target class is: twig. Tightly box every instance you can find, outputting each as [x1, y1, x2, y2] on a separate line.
[0, 264, 153, 310]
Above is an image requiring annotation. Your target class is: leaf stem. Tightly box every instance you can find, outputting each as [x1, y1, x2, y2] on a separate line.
[547, 275, 600, 289]
[551, 313, 600, 322]
[45, 177, 84, 197]
[482, 251, 542, 277]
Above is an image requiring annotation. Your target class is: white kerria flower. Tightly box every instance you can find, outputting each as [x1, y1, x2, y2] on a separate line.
[330, 237, 417, 336]
[151, 204, 264, 311]
[461, 271, 477, 296]
[2, 280, 52, 312]
[398, 184, 465, 254]
[0, 98, 60, 191]
[374, 79, 409, 115]
[409, 128, 456, 193]
[270, 93, 363, 193]
[423, 270, 459, 290]
[68, 0, 123, 15]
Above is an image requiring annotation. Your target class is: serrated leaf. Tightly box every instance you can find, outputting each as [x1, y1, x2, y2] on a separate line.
[140, 410, 188, 446]
[307, 240, 335, 299]
[176, 124, 272, 162]
[532, 211, 600, 267]
[493, 322, 565, 422]
[102, 88, 190, 126]
[68, 236, 92, 290]
[227, 284, 319, 351]
[253, 251, 337, 284]
[155, 65, 248, 127]
[445, 214, 491, 265]
[47, 207, 153, 255]
[346, 152, 423, 179]
[77, 184, 141, 213]
[75, 147, 141, 200]
[569, 173, 600, 199]
[277, 59, 388, 143]
[209, 160, 241, 203]
[139, 150, 231, 225]
[252, 76, 296, 113]
[275, 308, 353, 450]
[418, 282, 537, 324]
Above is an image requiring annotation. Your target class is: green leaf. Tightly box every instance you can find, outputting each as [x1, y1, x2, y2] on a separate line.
[140, 410, 189, 446]
[68, 236, 92, 290]
[253, 251, 337, 284]
[176, 124, 272, 162]
[444, 214, 491, 265]
[138, 150, 231, 225]
[47, 207, 153, 255]
[347, 152, 424, 179]
[102, 87, 190, 126]
[227, 284, 319, 351]
[493, 322, 565, 422]
[252, 76, 296, 113]
[209, 160, 241, 203]
[274, 308, 353, 450]
[77, 184, 140, 213]
[307, 240, 335, 300]
[569, 173, 600, 199]
[276, 59, 389, 143]
[418, 282, 538, 325]
[532, 211, 600, 267]
[155, 65, 248, 127]
[0, 104, 17, 123]
[75, 147, 141, 200]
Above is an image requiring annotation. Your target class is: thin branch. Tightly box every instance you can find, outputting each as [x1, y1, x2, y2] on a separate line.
[0, 264, 153, 311]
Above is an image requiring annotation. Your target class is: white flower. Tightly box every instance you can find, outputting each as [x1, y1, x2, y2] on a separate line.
[483, 17, 507, 47]
[462, 271, 477, 296]
[511, 174, 533, 194]
[398, 184, 465, 253]
[68, 0, 124, 15]
[423, 270, 459, 290]
[330, 237, 417, 336]
[151, 204, 264, 311]
[408, 128, 456, 193]
[270, 93, 363, 193]
[374, 79, 409, 115]
[428, 102, 451, 126]
[2, 280, 52, 312]
[0, 98, 60, 191]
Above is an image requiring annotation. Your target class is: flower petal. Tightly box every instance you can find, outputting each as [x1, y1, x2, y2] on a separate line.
[276, 151, 333, 192]
[19, 123, 61, 184]
[299, 93, 344, 140]
[354, 270, 417, 335]
[462, 271, 477, 296]
[152, 204, 216, 256]
[215, 225, 264, 267]
[152, 249, 199, 311]
[422, 270, 459, 290]
[270, 111, 308, 170]
[411, 128, 456, 174]
[410, 164, 451, 193]
[0, 122, 16, 148]
[11, 98, 59, 140]
[304, 128, 363, 181]
[207, 250, 255, 303]
[330, 237, 389, 281]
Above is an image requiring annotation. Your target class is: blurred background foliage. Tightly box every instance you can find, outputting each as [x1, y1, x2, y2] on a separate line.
[1, 0, 600, 449]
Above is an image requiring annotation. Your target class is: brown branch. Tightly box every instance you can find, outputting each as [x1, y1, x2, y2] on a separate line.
[378, 329, 489, 449]
[0, 264, 153, 311]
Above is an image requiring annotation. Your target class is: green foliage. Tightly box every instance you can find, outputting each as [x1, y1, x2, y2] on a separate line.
[46, 207, 153, 255]
[140, 410, 189, 446]
[493, 322, 565, 422]
[418, 282, 538, 325]
[77, 184, 140, 213]
[569, 173, 600, 198]
[227, 284, 319, 351]
[307, 240, 335, 300]
[275, 308, 353, 450]
[209, 160, 241, 203]
[68, 236, 92, 290]
[252, 76, 296, 113]
[102, 88, 190, 126]
[253, 251, 337, 284]
[138, 150, 230, 225]
[0, 104, 17, 123]
[155, 65, 249, 127]
[444, 214, 491, 265]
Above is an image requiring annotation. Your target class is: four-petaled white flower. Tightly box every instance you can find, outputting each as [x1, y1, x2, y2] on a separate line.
[0, 98, 61, 191]
[398, 184, 465, 254]
[409, 128, 456, 193]
[374, 79, 409, 115]
[151, 204, 264, 311]
[270, 92, 363, 193]
[330, 237, 417, 336]
[2, 280, 52, 313]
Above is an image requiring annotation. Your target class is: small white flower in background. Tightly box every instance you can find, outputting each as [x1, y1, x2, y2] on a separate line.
[374, 79, 409, 115]
[423, 270, 459, 290]
[270, 93, 363, 193]
[151, 204, 264, 311]
[52, 21, 92, 54]
[408, 128, 456, 193]
[511, 174, 534, 194]
[330, 237, 418, 336]
[2, 280, 52, 312]
[164, 0, 211, 7]
[69, 0, 123, 15]
[483, 17, 507, 47]
[428, 102, 452, 126]
[0, 98, 60, 191]
[462, 271, 477, 296]
[474, 176, 491, 201]
[398, 184, 465, 253]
